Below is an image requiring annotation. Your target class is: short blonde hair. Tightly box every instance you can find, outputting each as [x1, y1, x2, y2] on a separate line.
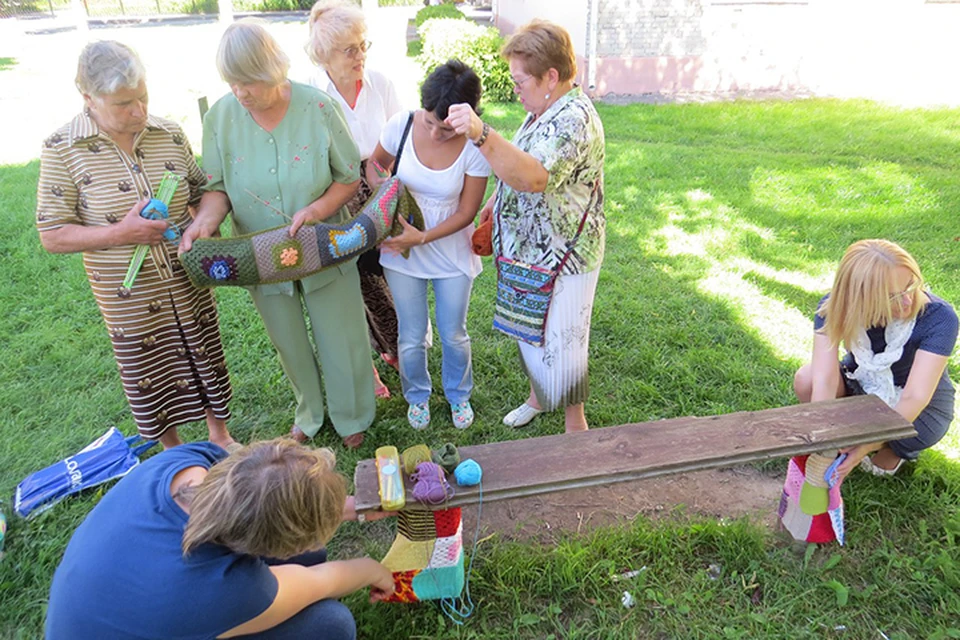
[76, 41, 146, 97]
[818, 239, 926, 347]
[216, 20, 290, 86]
[182, 439, 347, 559]
[501, 19, 577, 83]
[306, 0, 366, 67]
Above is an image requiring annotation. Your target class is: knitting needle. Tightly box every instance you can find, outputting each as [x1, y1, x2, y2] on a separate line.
[245, 189, 293, 222]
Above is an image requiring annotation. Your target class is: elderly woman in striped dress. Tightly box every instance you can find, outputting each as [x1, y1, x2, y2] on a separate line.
[36, 41, 236, 450]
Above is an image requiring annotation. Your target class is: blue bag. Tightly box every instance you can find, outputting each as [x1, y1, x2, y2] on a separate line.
[14, 428, 156, 519]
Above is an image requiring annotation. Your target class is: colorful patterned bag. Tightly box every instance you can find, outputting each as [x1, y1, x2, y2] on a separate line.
[492, 201, 591, 346]
[493, 259, 557, 346]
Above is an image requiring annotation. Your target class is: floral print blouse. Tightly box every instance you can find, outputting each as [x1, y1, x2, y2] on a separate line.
[493, 86, 605, 275]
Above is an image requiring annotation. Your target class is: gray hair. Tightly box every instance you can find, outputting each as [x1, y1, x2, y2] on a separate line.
[216, 19, 290, 86]
[75, 41, 146, 97]
[306, 0, 366, 67]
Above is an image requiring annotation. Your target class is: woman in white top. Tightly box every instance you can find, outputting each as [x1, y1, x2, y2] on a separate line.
[367, 60, 491, 430]
[307, 0, 404, 400]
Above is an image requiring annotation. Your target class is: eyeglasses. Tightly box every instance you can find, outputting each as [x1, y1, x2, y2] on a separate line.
[512, 74, 534, 91]
[340, 40, 372, 58]
[889, 280, 922, 303]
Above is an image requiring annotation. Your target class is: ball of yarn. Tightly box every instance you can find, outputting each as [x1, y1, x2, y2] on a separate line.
[454, 459, 482, 486]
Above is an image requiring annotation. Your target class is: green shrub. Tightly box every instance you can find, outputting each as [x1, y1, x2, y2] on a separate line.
[417, 18, 514, 103]
[177, 0, 217, 13]
[414, 3, 464, 28]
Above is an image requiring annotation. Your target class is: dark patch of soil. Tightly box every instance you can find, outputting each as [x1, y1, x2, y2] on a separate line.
[460, 466, 784, 542]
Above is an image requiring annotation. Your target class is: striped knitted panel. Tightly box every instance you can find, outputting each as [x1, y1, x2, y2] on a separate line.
[397, 510, 436, 542]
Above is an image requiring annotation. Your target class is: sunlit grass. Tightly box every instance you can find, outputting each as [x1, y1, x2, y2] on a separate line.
[2, 98, 960, 636]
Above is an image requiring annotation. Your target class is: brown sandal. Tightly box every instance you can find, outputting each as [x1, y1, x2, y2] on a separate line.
[289, 425, 309, 444]
[342, 432, 364, 450]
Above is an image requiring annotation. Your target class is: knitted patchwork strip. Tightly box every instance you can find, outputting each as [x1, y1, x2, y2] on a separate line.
[433, 507, 462, 538]
[383, 507, 465, 603]
[182, 178, 423, 288]
[382, 570, 420, 604]
[381, 533, 435, 573]
[397, 509, 437, 542]
[252, 227, 322, 283]
[428, 524, 463, 568]
[411, 552, 465, 601]
[180, 234, 261, 287]
[779, 455, 844, 545]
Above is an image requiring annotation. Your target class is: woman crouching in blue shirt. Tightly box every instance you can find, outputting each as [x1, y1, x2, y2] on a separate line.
[794, 238, 958, 481]
[46, 440, 394, 639]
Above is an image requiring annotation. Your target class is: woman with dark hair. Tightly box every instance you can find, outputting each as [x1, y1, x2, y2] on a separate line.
[46, 439, 394, 639]
[366, 60, 491, 431]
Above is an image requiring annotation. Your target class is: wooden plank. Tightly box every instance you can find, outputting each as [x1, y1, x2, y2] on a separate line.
[354, 395, 915, 512]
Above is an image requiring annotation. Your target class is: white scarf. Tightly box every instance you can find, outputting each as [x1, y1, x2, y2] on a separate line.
[845, 317, 916, 407]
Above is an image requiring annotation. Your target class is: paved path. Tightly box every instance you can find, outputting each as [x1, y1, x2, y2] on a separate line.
[0, 7, 421, 165]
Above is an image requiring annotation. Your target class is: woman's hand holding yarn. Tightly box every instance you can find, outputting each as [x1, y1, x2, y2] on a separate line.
[120, 198, 169, 246]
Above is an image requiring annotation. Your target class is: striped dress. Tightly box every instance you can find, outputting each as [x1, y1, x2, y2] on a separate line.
[35, 112, 231, 439]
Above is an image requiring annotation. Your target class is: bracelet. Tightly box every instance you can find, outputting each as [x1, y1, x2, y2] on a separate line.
[473, 122, 490, 148]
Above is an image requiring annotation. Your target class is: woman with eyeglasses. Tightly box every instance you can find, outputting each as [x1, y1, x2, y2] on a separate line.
[445, 20, 605, 434]
[180, 20, 375, 450]
[306, 0, 404, 400]
[794, 239, 957, 480]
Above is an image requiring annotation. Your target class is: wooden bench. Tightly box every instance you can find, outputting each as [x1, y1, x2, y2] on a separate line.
[354, 395, 915, 513]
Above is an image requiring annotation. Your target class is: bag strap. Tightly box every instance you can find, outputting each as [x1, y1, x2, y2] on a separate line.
[391, 111, 415, 178]
[553, 183, 596, 274]
[497, 179, 599, 275]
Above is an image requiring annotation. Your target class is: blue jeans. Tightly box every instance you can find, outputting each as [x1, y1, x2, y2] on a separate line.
[383, 269, 474, 405]
[247, 549, 355, 640]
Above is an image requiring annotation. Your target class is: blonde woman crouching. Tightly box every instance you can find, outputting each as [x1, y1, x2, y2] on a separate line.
[794, 239, 958, 481]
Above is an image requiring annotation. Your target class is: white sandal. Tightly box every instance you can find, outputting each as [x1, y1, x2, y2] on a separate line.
[503, 403, 542, 428]
[858, 455, 905, 477]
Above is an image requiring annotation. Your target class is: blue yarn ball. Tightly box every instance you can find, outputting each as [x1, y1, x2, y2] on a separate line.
[454, 459, 482, 486]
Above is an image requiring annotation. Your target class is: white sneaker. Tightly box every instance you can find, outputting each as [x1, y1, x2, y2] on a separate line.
[503, 403, 543, 428]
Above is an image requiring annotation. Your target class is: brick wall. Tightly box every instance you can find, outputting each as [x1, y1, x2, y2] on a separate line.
[596, 0, 707, 58]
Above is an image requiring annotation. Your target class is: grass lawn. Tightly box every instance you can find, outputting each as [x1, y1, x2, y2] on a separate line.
[2, 98, 960, 638]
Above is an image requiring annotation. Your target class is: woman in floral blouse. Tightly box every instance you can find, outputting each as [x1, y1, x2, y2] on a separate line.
[447, 19, 605, 433]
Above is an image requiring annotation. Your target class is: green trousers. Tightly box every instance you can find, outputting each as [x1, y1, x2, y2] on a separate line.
[250, 264, 375, 438]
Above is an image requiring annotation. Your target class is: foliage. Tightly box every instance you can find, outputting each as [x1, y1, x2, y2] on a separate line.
[414, 1, 464, 28]
[176, 0, 216, 14]
[4, 98, 960, 636]
[417, 18, 514, 103]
